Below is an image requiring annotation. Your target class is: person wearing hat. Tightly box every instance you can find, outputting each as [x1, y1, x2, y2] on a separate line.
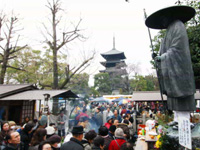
[108, 128, 126, 150]
[145, 5, 196, 123]
[104, 116, 113, 129]
[38, 115, 48, 128]
[61, 126, 84, 150]
[45, 125, 55, 139]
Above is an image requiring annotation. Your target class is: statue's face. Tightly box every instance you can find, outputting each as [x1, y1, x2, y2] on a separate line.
[161, 16, 175, 28]
[161, 17, 170, 28]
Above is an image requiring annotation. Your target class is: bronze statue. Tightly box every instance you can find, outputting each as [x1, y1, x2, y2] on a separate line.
[145, 6, 196, 112]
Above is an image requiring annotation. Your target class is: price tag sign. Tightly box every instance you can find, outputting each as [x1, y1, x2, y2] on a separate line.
[179, 117, 191, 149]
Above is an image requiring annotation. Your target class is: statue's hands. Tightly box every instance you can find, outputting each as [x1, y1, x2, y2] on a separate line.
[155, 56, 161, 62]
[152, 53, 157, 59]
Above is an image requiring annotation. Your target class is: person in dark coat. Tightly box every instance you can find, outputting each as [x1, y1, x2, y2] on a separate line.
[98, 126, 112, 150]
[94, 108, 103, 127]
[108, 125, 116, 140]
[81, 130, 97, 150]
[29, 128, 47, 150]
[92, 136, 104, 150]
[4, 131, 25, 150]
[120, 142, 133, 150]
[61, 126, 84, 150]
[20, 123, 34, 150]
[0, 121, 10, 147]
[48, 135, 61, 150]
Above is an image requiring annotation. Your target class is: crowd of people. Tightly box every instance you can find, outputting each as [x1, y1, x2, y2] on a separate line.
[0, 100, 165, 150]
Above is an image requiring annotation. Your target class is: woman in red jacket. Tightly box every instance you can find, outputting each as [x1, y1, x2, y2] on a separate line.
[104, 116, 113, 129]
[108, 128, 126, 150]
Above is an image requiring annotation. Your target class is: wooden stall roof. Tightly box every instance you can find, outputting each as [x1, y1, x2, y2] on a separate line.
[0, 89, 78, 101]
[0, 84, 37, 98]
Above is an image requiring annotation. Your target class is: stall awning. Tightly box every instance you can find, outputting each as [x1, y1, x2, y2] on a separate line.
[132, 91, 200, 102]
[0, 90, 78, 101]
[133, 91, 167, 102]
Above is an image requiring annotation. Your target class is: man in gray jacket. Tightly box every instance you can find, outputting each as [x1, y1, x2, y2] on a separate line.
[57, 111, 67, 138]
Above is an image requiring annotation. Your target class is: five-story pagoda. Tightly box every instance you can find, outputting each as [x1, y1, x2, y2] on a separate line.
[100, 37, 127, 75]
[100, 37, 127, 93]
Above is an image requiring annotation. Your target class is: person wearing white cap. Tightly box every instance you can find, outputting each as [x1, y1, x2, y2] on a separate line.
[45, 125, 55, 139]
[108, 128, 126, 150]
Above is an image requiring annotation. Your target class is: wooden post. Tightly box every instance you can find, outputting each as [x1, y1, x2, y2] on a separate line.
[133, 113, 137, 133]
[142, 113, 146, 124]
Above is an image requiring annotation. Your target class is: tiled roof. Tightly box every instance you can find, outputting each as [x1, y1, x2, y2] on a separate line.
[0, 84, 36, 98]
[0, 84, 32, 94]
[0, 90, 78, 100]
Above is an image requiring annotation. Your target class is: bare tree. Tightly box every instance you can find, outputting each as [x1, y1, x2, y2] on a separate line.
[0, 12, 27, 84]
[121, 62, 141, 94]
[41, 0, 94, 89]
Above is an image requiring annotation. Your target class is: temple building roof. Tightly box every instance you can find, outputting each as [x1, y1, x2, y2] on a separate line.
[101, 36, 126, 60]
[100, 60, 126, 68]
[99, 67, 127, 74]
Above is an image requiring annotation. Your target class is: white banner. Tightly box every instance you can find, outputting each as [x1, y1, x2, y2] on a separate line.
[178, 116, 192, 149]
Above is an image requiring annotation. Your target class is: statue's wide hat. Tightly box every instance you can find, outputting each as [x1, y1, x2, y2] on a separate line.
[145, 6, 196, 29]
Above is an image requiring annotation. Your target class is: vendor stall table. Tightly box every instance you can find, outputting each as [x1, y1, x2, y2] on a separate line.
[145, 128, 157, 149]
[135, 136, 148, 150]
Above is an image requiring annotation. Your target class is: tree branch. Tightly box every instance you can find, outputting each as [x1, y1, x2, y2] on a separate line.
[39, 81, 52, 89]
[6, 65, 26, 71]
[7, 56, 17, 60]
[10, 45, 27, 55]
[59, 55, 94, 89]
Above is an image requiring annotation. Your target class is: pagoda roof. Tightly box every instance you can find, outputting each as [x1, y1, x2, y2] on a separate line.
[100, 60, 126, 67]
[100, 68, 127, 74]
[101, 48, 126, 60]
[101, 36, 126, 60]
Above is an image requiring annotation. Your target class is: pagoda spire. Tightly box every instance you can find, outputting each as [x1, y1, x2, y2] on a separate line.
[113, 35, 115, 49]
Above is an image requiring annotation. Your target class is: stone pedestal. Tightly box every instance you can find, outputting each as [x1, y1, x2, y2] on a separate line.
[166, 123, 200, 149]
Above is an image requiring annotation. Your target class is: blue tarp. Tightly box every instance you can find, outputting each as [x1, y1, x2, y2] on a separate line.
[91, 97, 108, 103]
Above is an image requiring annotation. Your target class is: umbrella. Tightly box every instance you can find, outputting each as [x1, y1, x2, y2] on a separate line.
[118, 99, 130, 105]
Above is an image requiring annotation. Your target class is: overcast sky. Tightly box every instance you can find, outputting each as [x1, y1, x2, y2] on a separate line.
[0, 0, 178, 85]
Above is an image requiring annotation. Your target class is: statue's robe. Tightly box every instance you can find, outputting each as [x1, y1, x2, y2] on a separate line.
[159, 19, 196, 111]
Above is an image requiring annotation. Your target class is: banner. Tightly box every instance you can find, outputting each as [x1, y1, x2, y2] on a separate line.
[178, 115, 192, 149]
